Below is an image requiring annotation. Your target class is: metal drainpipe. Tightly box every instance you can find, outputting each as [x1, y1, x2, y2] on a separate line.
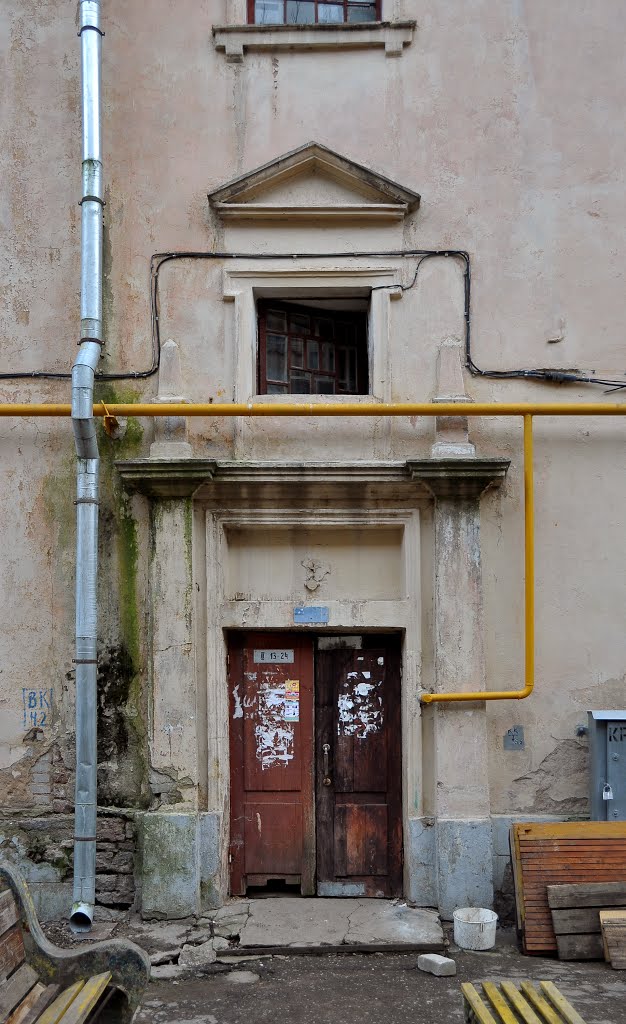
[70, 0, 103, 932]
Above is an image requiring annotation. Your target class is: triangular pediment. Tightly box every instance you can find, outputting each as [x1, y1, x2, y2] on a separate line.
[208, 143, 420, 222]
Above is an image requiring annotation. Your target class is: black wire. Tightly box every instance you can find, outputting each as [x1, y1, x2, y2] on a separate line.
[3, 247, 626, 393]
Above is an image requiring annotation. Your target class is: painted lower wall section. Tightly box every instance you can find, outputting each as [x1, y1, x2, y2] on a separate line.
[0, 805, 573, 923]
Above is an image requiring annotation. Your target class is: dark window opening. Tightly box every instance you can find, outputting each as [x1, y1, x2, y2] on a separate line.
[249, 1, 380, 25]
[257, 299, 369, 396]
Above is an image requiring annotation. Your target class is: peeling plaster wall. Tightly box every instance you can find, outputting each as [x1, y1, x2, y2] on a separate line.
[1, 0, 626, 915]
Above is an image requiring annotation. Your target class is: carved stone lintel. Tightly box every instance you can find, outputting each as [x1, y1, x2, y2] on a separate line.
[407, 458, 510, 500]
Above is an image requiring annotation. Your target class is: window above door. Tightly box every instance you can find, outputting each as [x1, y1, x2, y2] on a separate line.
[249, 0, 379, 24]
[258, 299, 369, 396]
[213, 2, 415, 60]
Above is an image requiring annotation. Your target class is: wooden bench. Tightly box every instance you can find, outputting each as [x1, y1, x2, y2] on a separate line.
[0, 861, 150, 1024]
[462, 980, 587, 1024]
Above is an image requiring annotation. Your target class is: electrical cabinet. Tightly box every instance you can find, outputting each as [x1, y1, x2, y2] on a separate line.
[588, 710, 626, 821]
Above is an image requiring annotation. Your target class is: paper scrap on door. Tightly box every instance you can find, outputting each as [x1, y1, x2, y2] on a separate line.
[284, 680, 300, 722]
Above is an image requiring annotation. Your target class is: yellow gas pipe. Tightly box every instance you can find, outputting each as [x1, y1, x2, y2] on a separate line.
[1, 400, 624, 704]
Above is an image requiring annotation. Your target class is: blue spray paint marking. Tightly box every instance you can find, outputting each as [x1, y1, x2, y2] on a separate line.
[22, 689, 53, 730]
[293, 606, 330, 624]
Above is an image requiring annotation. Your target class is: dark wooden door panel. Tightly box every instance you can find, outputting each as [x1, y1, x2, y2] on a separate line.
[316, 641, 402, 898]
[244, 800, 303, 874]
[229, 633, 315, 895]
[334, 804, 389, 876]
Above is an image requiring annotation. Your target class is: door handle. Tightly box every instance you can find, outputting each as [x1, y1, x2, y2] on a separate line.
[322, 742, 332, 787]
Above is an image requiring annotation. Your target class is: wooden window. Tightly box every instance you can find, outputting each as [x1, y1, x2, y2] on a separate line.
[249, 1, 380, 25]
[257, 300, 368, 395]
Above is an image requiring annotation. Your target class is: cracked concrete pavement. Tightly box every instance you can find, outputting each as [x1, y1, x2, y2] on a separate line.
[237, 898, 444, 948]
[133, 929, 626, 1024]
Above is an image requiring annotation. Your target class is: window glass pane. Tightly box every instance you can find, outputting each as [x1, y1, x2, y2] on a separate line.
[290, 372, 311, 393]
[267, 383, 288, 394]
[267, 309, 287, 332]
[314, 317, 334, 340]
[318, 3, 344, 22]
[255, 0, 284, 23]
[266, 333, 288, 382]
[314, 376, 335, 394]
[307, 340, 319, 370]
[321, 343, 335, 372]
[345, 347, 357, 390]
[347, 2, 377, 21]
[291, 338, 304, 368]
[286, 1, 316, 23]
[338, 346, 357, 391]
[289, 312, 310, 334]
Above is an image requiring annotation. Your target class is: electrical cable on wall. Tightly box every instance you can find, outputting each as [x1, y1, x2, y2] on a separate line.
[2, 248, 625, 391]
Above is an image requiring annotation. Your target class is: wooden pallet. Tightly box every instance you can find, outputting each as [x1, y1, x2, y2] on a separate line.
[548, 881, 626, 960]
[600, 909, 626, 969]
[510, 822, 626, 955]
[462, 980, 587, 1023]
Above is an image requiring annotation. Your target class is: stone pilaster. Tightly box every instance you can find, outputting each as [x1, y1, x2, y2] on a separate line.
[409, 458, 509, 917]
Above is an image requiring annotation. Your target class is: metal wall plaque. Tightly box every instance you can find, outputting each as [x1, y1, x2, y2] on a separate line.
[253, 649, 295, 663]
[293, 607, 330, 624]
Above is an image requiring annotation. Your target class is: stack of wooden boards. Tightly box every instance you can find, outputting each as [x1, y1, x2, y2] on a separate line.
[600, 910, 626, 969]
[0, 860, 150, 1024]
[547, 881, 626, 962]
[510, 822, 626, 956]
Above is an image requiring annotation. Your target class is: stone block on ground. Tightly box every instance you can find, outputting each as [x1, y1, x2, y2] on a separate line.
[417, 953, 457, 976]
[150, 964, 187, 981]
[149, 949, 181, 966]
[178, 940, 217, 967]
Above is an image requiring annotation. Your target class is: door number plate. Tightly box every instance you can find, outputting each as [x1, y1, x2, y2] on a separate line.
[253, 649, 295, 663]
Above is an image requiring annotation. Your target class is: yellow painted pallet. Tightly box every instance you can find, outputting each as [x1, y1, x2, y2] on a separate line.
[462, 980, 587, 1024]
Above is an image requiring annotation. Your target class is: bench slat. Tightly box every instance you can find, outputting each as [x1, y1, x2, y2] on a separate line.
[6, 983, 45, 1024]
[56, 974, 111, 1024]
[36, 983, 85, 1024]
[0, 964, 38, 1024]
[0, 927, 25, 983]
[0, 894, 19, 942]
[16, 986, 60, 1024]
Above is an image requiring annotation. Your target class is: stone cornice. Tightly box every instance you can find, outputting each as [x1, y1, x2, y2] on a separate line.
[407, 458, 510, 499]
[116, 457, 510, 502]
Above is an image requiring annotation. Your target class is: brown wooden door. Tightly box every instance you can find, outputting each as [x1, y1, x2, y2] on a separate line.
[228, 633, 315, 895]
[316, 642, 402, 897]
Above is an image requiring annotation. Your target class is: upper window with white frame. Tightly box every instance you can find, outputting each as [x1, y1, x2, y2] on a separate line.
[249, 0, 380, 24]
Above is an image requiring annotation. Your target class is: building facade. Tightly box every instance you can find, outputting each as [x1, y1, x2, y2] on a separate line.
[1, 0, 625, 922]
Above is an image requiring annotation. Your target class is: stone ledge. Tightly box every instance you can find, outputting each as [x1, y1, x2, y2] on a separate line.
[212, 21, 416, 62]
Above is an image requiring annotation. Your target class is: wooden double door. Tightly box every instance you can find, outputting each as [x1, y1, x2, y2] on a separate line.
[228, 633, 402, 898]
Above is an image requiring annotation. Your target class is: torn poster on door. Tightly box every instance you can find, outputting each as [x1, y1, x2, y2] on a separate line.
[338, 673, 383, 738]
[284, 680, 300, 722]
[255, 682, 297, 769]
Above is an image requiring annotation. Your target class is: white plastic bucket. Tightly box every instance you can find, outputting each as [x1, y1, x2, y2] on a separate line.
[453, 907, 498, 950]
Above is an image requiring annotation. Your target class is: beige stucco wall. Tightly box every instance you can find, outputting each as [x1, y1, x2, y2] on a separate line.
[1, 0, 625, 909]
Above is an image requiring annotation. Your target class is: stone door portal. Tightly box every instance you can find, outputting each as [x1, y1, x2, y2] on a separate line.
[228, 633, 402, 897]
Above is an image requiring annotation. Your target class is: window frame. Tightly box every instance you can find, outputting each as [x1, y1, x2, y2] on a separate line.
[247, 0, 381, 24]
[257, 299, 369, 396]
